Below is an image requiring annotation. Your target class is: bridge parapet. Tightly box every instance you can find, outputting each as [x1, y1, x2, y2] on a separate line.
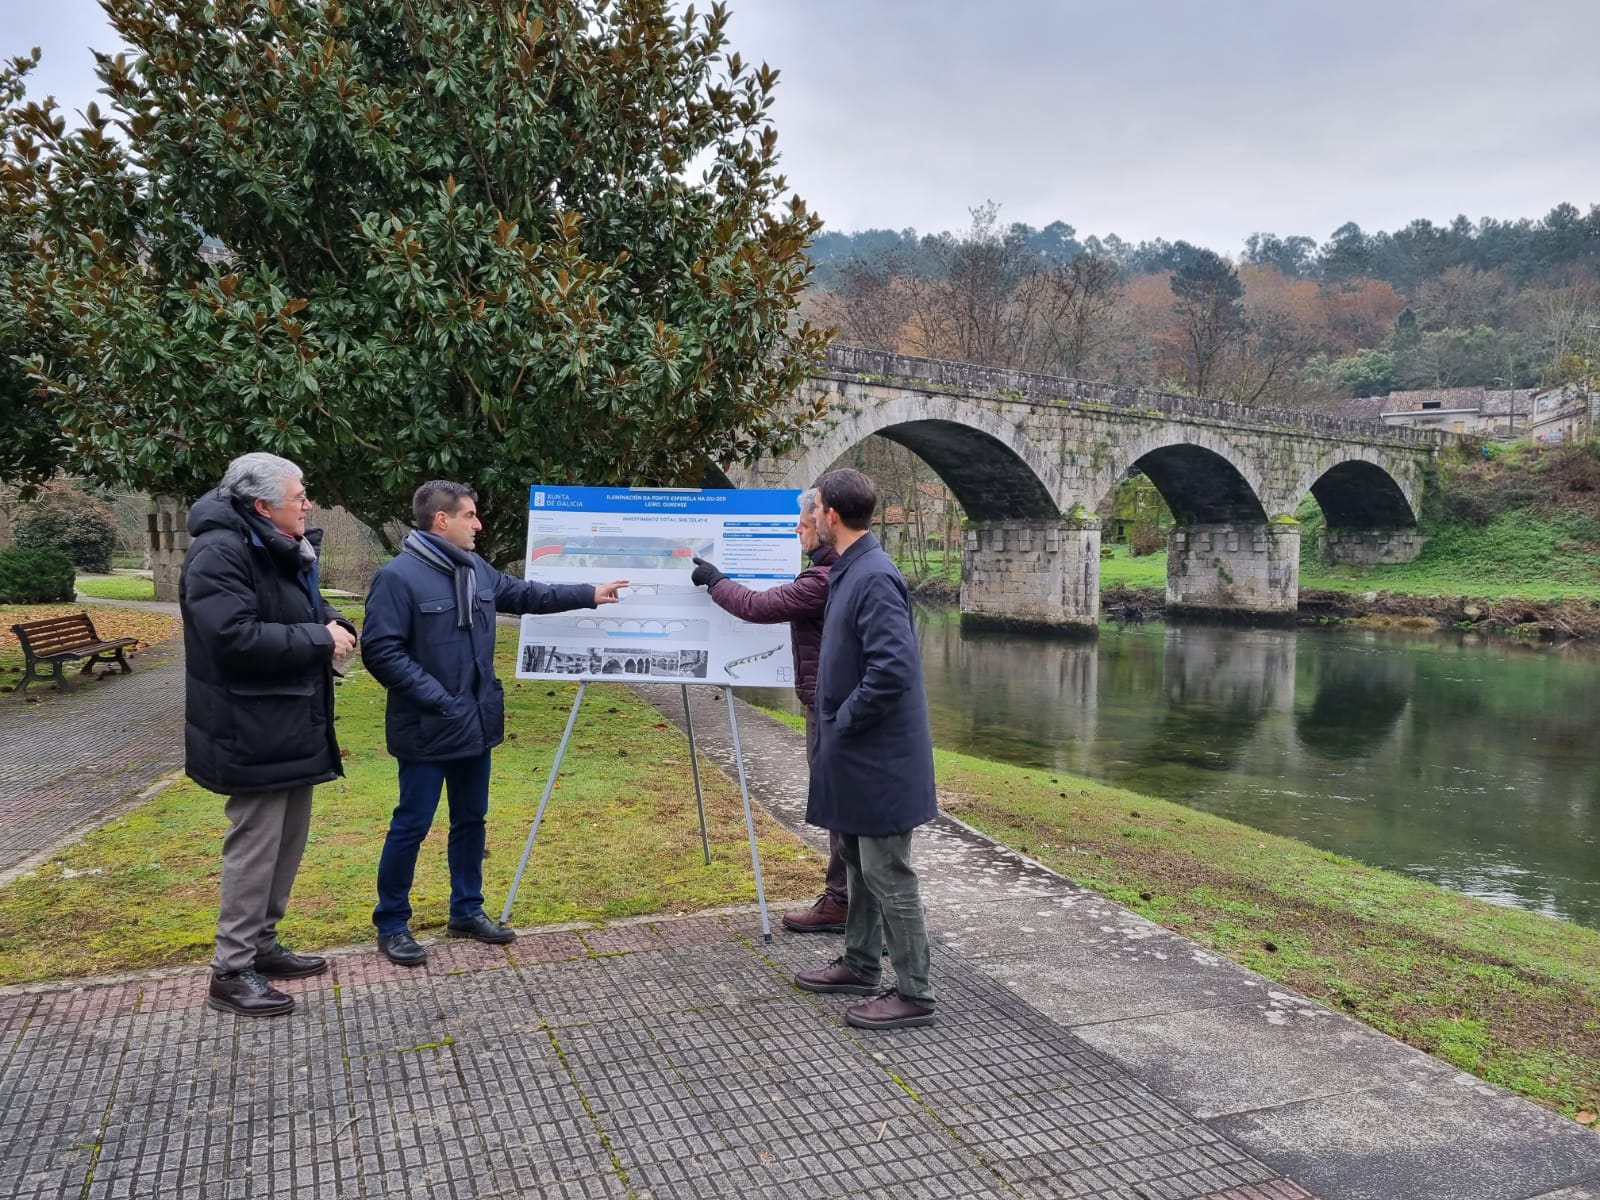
[821, 345, 1443, 449]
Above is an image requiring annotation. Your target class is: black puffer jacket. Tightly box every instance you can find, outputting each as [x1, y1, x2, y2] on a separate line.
[179, 489, 354, 796]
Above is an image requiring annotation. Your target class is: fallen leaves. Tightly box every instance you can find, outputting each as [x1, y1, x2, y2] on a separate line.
[1, 604, 181, 664]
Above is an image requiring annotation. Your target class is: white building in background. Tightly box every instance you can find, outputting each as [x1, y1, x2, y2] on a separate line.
[1332, 384, 1593, 442]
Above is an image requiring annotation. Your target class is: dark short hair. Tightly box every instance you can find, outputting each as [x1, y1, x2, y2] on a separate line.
[814, 468, 877, 530]
[413, 480, 477, 529]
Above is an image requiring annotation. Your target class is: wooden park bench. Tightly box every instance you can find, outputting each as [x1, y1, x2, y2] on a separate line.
[10, 612, 138, 695]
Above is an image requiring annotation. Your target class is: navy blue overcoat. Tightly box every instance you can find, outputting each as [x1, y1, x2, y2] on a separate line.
[362, 551, 593, 762]
[805, 532, 938, 836]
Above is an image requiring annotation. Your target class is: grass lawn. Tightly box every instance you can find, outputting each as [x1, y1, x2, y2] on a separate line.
[1097, 544, 1167, 588]
[0, 639, 821, 983]
[1297, 511, 1600, 601]
[75, 573, 158, 602]
[936, 749, 1600, 1122]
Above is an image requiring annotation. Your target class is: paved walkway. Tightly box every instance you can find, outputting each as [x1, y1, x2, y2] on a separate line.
[1, 679, 1598, 1199]
[0, 620, 185, 877]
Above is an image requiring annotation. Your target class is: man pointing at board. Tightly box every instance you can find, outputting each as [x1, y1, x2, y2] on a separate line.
[362, 481, 625, 966]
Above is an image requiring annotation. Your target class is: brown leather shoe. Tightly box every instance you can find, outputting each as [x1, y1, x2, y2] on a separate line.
[845, 990, 936, 1030]
[207, 969, 294, 1018]
[794, 957, 878, 995]
[782, 893, 848, 934]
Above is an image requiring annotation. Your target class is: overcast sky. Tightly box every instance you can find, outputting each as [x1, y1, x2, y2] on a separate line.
[7, 0, 1598, 253]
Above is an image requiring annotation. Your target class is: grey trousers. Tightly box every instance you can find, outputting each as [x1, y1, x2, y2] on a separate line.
[211, 785, 314, 974]
[839, 831, 936, 1008]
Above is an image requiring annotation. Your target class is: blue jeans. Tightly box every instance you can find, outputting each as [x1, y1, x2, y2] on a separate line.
[373, 752, 493, 935]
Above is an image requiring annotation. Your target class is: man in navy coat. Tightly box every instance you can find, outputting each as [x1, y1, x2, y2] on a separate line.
[361, 481, 624, 966]
[794, 468, 938, 1029]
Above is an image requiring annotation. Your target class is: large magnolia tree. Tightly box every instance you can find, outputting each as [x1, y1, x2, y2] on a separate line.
[6, 0, 830, 561]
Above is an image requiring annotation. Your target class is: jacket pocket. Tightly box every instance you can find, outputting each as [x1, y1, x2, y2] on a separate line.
[224, 681, 319, 766]
[481, 679, 505, 745]
[417, 702, 479, 760]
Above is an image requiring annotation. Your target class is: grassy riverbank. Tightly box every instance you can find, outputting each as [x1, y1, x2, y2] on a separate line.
[0, 640, 820, 983]
[754, 698, 1600, 1122]
[942, 749, 1600, 1124]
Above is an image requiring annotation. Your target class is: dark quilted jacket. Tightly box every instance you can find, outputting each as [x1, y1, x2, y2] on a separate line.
[705, 544, 837, 708]
[180, 489, 353, 796]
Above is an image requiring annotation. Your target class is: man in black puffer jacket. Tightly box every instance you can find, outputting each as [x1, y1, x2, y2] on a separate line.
[181, 452, 358, 1018]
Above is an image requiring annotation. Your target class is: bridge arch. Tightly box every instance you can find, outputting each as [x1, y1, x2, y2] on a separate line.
[1084, 426, 1270, 524]
[1286, 448, 1419, 528]
[762, 393, 1062, 521]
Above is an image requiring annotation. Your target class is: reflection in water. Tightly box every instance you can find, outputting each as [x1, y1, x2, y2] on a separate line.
[1294, 647, 1414, 761]
[751, 612, 1600, 929]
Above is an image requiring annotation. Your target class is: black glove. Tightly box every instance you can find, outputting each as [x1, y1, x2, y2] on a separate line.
[690, 556, 727, 589]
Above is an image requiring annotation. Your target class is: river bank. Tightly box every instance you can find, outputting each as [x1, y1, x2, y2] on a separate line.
[902, 572, 1600, 639]
[940, 745, 1600, 1125]
[754, 697, 1600, 1124]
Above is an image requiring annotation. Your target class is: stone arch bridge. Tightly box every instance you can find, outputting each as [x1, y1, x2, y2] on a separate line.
[731, 346, 1442, 633]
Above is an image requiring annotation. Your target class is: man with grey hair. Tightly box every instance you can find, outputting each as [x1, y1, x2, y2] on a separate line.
[689, 488, 845, 931]
[181, 452, 358, 1017]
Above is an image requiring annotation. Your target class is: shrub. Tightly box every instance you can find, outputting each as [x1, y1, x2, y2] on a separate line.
[0, 547, 75, 604]
[13, 487, 117, 574]
[1129, 523, 1164, 557]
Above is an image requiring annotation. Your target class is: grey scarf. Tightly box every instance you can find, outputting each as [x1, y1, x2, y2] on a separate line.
[403, 530, 476, 630]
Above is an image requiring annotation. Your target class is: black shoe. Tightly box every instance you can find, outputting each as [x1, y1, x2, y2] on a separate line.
[447, 912, 516, 944]
[207, 968, 294, 1017]
[253, 946, 328, 979]
[377, 930, 428, 967]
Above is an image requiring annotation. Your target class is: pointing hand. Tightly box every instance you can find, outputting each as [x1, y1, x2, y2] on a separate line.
[594, 580, 628, 605]
[690, 557, 727, 589]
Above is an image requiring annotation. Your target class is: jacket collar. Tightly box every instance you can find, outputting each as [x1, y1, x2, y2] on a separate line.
[827, 530, 879, 583]
[808, 543, 839, 567]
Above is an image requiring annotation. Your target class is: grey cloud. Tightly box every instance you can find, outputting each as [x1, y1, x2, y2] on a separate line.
[8, 0, 1597, 252]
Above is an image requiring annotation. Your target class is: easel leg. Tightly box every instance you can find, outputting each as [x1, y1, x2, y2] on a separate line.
[500, 681, 588, 925]
[724, 686, 772, 942]
[682, 685, 711, 866]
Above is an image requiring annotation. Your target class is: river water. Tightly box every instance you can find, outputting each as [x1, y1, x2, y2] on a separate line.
[753, 609, 1600, 930]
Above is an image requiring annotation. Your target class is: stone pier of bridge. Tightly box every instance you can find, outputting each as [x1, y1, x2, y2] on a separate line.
[1165, 521, 1302, 621]
[959, 513, 1102, 635]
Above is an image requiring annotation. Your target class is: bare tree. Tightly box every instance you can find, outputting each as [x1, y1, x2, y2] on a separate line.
[925, 203, 1036, 367]
[1222, 308, 1315, 407]
[1016, 253, 1124, 377]
[1170, 250, 1247, 396]
[820, 250, 917, 352]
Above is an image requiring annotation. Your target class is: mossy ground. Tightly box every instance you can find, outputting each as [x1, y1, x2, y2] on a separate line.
[0, 638, 820, 984]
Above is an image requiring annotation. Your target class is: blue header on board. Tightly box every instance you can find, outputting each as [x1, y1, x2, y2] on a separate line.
[528, 486, 801, 514]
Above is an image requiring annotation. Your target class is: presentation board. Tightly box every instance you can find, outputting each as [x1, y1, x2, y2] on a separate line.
[514, 486, 803, 688]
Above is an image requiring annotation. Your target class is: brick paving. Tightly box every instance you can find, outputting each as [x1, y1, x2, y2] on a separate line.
[0, 635, 185, 874]
[0, 917, 1317, 1200]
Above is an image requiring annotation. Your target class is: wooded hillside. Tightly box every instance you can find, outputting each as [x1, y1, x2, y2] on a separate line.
[804, 202, 1600, 408]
